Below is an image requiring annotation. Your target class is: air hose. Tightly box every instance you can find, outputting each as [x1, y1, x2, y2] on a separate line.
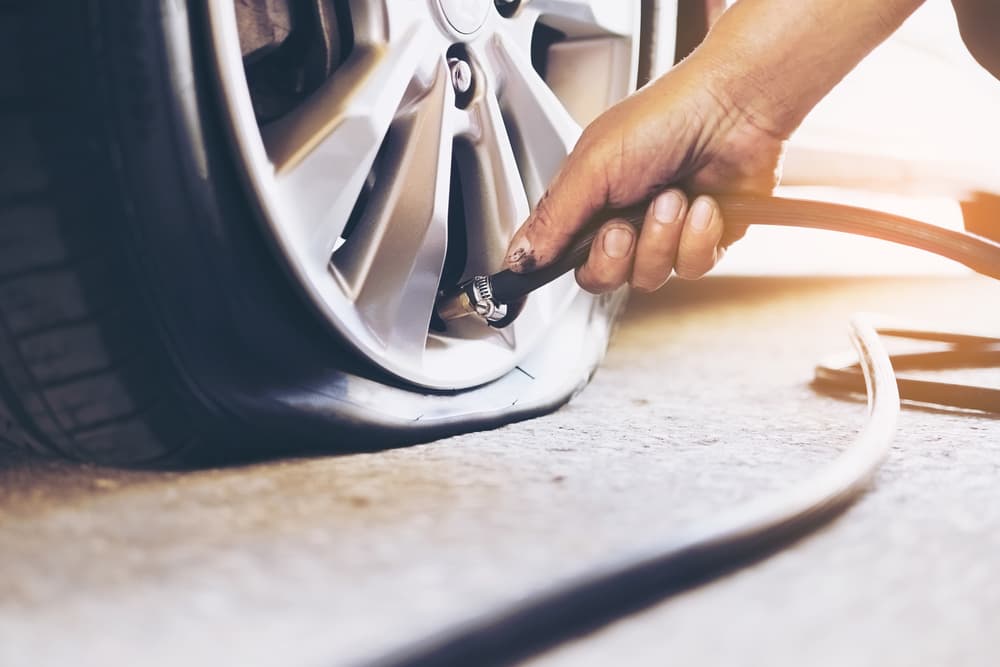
[378, 195, 1000, 667]
[435, 196, 1000, 324]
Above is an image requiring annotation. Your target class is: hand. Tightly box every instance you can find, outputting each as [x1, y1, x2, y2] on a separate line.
[503, 53, 786, 293]
[503, 0, 927, 293]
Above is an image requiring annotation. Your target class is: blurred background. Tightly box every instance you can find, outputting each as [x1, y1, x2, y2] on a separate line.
[706, 0, 1000, 276]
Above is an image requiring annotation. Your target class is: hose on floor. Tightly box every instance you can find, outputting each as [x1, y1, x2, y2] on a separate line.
[376, 195, 1000, 667]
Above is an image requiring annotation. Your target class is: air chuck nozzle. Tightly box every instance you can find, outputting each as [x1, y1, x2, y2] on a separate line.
[435, 206, 646, 328]
[435, 276, 510, 325]
[435, 282, 478, 322]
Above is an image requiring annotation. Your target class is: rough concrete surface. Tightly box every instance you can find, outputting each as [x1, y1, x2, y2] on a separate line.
[0, 276, 998, 667]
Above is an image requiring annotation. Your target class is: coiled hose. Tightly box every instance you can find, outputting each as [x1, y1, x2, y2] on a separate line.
[387, 195, 1000, 667]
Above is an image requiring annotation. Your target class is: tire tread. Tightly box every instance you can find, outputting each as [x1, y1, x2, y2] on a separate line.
[0, 3, 199, 463]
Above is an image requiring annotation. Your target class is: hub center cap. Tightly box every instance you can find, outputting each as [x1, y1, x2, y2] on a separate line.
[437, 0, 491, 35]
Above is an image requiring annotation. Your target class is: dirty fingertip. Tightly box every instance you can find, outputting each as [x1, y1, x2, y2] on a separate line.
[504, 235, 535, 272]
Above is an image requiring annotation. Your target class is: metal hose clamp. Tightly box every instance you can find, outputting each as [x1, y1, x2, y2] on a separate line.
[471, 276, 508, 323]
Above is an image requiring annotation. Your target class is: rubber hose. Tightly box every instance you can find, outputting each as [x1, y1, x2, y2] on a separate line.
[370, 316, 900, 667]
[488, 195, 1000, 304]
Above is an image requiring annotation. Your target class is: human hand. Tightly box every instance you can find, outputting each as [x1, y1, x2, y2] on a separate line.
[503, 53, 786, 293]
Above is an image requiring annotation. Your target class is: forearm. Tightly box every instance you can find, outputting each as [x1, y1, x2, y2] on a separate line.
[689, 0, 926, 138]
[952, 0, 1000, 78]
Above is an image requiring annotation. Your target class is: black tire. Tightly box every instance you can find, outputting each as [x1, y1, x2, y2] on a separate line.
[0, 1, 635, 466]
[0, 2, 222, 464]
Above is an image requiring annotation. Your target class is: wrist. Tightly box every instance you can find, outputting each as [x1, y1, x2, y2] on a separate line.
[689, 23, 805, 141]
[646, 35, 788, 141]
[690, 0, 926, 140]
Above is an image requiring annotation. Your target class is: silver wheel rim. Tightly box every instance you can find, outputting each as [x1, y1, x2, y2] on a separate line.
[205, 0, 643, 389]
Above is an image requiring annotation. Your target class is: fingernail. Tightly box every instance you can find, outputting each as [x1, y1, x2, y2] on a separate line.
[689, 198, 714, 232]
[506, 236, 532, 268]
[603, 226, 634, 258]
[653, 191, 683, 223]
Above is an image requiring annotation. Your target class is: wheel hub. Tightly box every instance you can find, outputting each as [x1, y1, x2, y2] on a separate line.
[437, 0, 492, 35]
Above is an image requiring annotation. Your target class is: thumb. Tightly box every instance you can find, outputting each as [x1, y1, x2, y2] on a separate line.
[504, 142, 610, 273]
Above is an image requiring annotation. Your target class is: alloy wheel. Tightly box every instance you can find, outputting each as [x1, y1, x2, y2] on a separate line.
[206, 0, 643, 389]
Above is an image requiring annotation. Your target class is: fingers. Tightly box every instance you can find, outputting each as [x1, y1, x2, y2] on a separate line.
[575, 220, 636, 294]
[505, 146, 608, 274]
[574, 192, 725, 294]
[630, 189, 687, 292]
[674, 195, 725, 280]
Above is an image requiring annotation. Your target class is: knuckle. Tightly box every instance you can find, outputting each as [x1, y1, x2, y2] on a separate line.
[586, 279, 615, 294]
[577, 131, 619, 194]
[576, 268, 614, 294]
[575, 267, 597, 292]
[577, 122, 607, 153]
[629, 266, 668, 293]
[529, 195, 560, 235]
[525, 198, 563, 266]
[578, 280, 605, 295]
[674, 257, 713, 280]
[629, 280, 659, 294]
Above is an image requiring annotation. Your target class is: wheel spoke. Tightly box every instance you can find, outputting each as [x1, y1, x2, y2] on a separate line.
[332, 63, 454, 357]
[266, 24, 438, 257]
[459, 91, 531, 277]
[486, 33, 581, 205]
[522, 0, 637, 37]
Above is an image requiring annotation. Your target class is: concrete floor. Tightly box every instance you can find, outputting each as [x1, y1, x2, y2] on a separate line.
[0, 275, 998, 667]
